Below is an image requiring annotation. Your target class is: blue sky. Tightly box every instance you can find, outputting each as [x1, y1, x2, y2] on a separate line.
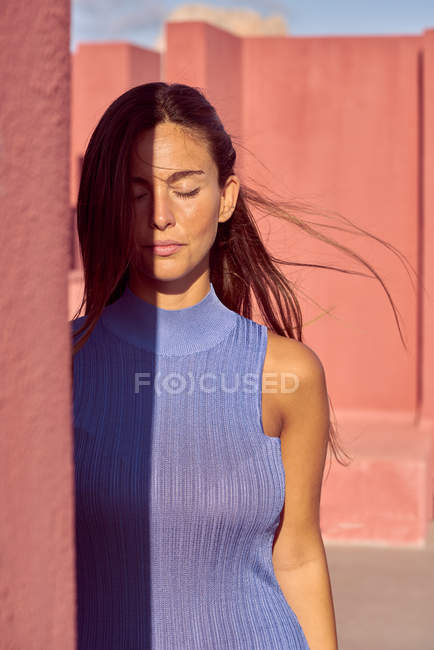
[71, 0, 434, 52]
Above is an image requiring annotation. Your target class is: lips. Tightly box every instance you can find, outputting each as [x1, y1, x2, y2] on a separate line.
[145, 243, 185, 256]
[144, 242, 184, 247]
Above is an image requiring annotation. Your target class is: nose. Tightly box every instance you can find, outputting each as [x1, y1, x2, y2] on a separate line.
[149, 187, 176, 230]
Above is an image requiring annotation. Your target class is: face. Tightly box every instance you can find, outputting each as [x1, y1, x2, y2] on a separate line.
[128, 121, 240, 290]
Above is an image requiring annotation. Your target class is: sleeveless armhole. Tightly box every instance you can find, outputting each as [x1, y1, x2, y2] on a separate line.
[256, 324, 282, 447]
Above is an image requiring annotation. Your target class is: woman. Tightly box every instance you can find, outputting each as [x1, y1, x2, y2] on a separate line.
[71, 82, 409, 649]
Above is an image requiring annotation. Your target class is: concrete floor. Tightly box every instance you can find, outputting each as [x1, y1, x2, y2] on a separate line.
[323, 521, 434, 650]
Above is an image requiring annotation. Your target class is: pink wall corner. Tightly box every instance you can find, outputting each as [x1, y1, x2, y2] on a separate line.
[165, 22, 208, 89]
[128, 43, 161, 89]
[165, 22, 243, 159]
[0, 1, 75, 647]
[70, 42, 161, 205]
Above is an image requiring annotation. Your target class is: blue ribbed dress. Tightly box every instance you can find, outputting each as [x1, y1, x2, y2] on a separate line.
[71, 281, 310, 649]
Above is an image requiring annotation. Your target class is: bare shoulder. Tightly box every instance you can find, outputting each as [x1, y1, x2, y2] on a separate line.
[264, 329, 327, 428]
[265, 329, 325, 373]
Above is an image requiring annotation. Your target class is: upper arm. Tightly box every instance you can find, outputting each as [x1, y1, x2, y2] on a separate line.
[269, 335, 330, 571]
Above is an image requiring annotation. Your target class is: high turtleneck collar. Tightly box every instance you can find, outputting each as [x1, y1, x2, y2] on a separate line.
[100, 282, 239, 356]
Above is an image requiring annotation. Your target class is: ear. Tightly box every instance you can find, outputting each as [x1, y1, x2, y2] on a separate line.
[218, 175, 240, 224]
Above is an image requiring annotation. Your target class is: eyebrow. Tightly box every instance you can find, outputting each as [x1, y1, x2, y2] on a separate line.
[130, 169, 205, 184]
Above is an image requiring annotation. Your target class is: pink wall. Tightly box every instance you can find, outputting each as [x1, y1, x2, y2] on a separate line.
[70, 23, 434, 541]
[164, 22, 243, 147]
[163, 22, 434, 541]
[242, 34, 420, 415]
[166, 23, 423, 416]
[69, 42, 161, 296]
[69, 23, 434, 428]
[422, 30, 434, 423]
[0, 1, 75, 647]
[70, 42, 160, 218]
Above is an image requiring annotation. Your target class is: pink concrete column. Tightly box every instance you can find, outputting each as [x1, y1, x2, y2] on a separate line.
[164, 22, 243, 166]
[70, 42, 161, 207]
[422, 30, 434, 423]
[0, 2, 75, 649]
[421, 29, 434, 493]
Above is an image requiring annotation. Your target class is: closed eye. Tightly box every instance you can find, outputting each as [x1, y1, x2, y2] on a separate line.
[135, 188, 200, 201]
[174, 188, 200, 199]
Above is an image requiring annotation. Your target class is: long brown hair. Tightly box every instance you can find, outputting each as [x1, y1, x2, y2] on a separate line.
[72, 82, 415, 471]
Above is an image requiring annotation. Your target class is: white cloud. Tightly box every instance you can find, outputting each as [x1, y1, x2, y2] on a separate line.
[153, 2, 288, 50]
[71, 0, 288, 52]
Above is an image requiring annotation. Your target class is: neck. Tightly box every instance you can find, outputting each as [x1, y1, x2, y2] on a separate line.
[126, 276, 212, 311]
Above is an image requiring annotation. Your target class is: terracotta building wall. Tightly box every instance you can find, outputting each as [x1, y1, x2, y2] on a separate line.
[422, 30, 434, 423]
[69, 42, 161, 314]
[70, 42, 161, 208]
[69, 25, 434, 421]
[0, 1, 75, 648]
[69, 23, 434, 543]
[166, 23, 423, 416]
[163, 22, 434, 543]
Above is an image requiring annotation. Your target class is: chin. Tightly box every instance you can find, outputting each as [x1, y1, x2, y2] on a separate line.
[139, 268, 188, 283]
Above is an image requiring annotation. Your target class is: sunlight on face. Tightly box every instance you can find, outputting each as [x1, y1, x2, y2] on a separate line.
[128, 121, 238, 286]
